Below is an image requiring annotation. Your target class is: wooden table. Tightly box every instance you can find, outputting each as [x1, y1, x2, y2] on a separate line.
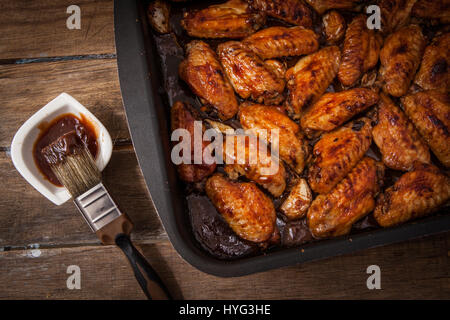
[0, 0, 448, 300]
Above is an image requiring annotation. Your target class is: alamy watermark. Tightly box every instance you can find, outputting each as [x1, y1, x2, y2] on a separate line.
[366, 265, 381, 290]
[66, 265, 81, 290]
[366, 5, 381, 30]
[66, 5, 81, 30]
[171, 122, 281, 176]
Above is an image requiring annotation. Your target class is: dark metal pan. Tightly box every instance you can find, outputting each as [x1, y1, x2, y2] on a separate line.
[114, 0, 450, 277]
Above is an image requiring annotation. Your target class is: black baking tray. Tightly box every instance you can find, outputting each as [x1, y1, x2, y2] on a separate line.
[114, 0, 450, 277]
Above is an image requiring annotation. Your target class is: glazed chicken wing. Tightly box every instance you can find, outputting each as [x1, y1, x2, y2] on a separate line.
[222, 134, 287, 197]
[374, 163, 450, 227]
[401, 90, 450, 167]
[364, 31, 383, 73]
[280, 179, 312, 220]
[147, 0, 171, 34]
[305, 0, 361, 15]
[414, 33, 450, 91]
[243, 26, 319, 59]
[238, 102, 310, 174]
[206, 174, 276, 242]
[372, 94, 431, 171]
[171, 101, 216, 182]
[308, 118, 373, 195]
[300, 88, 379, 137]
[379, 0, 417, 34]
[379, 25, 426, 97]
[181, 0, 265, 38]
[322, 10, 346, 45]
[247, 0, 313, 28]
[286, 46, 341, 119]
[307, 157, 385, 238]
[179, 41, 238, 120]
[217, 41, 285, 105]
[338, 15, 382, 87]
[412, 0, 450, 24]
[338, 15, 368, 87]
[263, 59, 287, 79]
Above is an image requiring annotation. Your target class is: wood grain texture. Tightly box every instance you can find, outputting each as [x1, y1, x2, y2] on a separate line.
[0, 234, 448, 300]
[0, 58, 130, 148]
[0, 148, 166, 249]
[0, 0, 115, 60]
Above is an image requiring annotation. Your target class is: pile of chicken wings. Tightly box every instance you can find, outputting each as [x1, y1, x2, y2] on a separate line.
[154, 0, 450, 252]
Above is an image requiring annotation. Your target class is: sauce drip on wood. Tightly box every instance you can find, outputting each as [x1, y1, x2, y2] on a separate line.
[33, 113, 98, 186]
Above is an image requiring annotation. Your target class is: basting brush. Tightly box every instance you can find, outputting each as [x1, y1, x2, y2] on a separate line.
[42, 131, 172, 300]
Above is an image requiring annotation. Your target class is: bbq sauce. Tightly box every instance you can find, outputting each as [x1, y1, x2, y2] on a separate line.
[33, 113, 98, 186]
[41, 131, 85, 166]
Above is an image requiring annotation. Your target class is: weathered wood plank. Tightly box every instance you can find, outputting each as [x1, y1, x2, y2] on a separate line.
[0, 245, 145, 300]
[0, 234, 448, 299]
[0, 58, 130, 148]
[0, 0, 115, 60]
[0, 148, 166, 248]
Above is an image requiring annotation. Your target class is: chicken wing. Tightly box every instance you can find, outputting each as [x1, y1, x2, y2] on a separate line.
[179, 41, 238, 120]
[401, 90, 450, 167]
[286, 46, 341, 119]
[171, 101, 216, 182]
[217, 41, 285, 105]
[374, 162, 450, 227]
[181, 0, 265, 38]
[379, 0, 417, 34]
[243, 26, 319, 60]
[238, 102, 309, 174]
[338, 15, 382, 87]
[414, 33, 450, 91]
[264, 59, 287, 79]
[247, 0, 313, 28]
[322, 10, 346, 45]
[300, 88, 379, 136]
[379, 25, 426, 97]
[412, 0, 450, 24]
[206, 174, 276, 242]
[222, 134, 287, 197]
[307, 157, 385, 238]
[280, 179, 312, 220]
[308, 118, 373, 195]
[364, 31, 383, 73]
[305, 0, 361, 15]
[372, 94, 431, 171]
[338, 15, 368, 87]
[147, 0, 170, 34]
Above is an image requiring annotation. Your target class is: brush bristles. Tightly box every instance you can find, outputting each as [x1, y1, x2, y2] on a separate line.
[48, 146, 101, 198]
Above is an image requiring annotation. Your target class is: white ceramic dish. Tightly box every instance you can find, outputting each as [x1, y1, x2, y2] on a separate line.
[10, 93, 113, 205]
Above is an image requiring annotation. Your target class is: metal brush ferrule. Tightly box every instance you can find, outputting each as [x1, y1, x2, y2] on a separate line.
[73, 183, 122, 232]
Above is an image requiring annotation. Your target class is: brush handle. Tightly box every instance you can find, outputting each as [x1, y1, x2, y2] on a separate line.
[96, 213, 171, 300]
[78, 183, 171, 299]
[96, 214, 133, 244]
[115, 234, 172, 300]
